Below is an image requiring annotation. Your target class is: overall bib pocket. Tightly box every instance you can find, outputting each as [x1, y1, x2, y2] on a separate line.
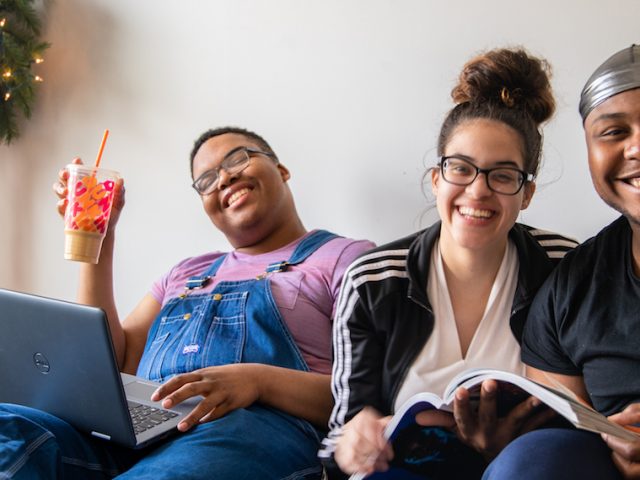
[139, 292, 248, 381]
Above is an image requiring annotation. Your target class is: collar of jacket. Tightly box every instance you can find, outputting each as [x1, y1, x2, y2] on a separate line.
[405, 221, 557, 341]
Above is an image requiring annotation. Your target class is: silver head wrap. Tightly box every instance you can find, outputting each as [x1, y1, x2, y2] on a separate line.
[579, 44, 640, 121]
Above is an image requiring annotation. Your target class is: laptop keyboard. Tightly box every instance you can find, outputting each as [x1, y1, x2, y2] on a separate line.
[128, 401, 179, 435]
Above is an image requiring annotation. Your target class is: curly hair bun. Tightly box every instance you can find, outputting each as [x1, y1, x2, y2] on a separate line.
[451, 47, 555, 125]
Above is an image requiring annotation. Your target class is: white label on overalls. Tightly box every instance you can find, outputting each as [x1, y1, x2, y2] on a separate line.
[182, 344, 199, 354]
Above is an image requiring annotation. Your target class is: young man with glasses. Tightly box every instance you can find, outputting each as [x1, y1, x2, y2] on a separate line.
[0, 126, 374, 479]
[320, 48, 578, 479]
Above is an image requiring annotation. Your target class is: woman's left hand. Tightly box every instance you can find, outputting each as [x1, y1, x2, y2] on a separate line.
[151, 364, 262, 432]
[452, 380, 556, 459]
[602, 403, 640, 479]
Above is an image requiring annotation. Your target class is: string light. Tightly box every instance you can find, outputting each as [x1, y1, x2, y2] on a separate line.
[0, 18, 4, 57]
[1, 18, 8, 103]
[0, 3, 50, 143]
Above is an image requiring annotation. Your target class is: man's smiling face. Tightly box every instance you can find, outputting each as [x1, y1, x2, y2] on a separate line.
[585, 88, 640, 225]
[191, 133, 293, 249]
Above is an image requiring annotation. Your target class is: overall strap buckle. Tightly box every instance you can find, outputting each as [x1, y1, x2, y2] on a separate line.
[265, 261, 289, 274]
[185, 276, 212, 290]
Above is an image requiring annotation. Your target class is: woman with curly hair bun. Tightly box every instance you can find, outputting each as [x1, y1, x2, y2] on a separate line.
[319, 47, 579, 479]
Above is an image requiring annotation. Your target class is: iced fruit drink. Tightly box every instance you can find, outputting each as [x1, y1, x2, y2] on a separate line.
[64, 164, 120, 264]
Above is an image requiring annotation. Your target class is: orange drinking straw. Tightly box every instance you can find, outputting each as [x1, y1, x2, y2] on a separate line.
[94, 129, 110, 168]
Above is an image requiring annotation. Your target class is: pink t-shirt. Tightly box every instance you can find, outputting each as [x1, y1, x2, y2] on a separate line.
[150, 231, 375, 374]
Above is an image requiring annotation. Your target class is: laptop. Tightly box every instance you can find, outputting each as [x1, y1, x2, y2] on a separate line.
[0, 288, 199, 449]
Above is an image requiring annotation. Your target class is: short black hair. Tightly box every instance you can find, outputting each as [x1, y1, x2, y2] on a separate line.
[189, 126, 276, 178]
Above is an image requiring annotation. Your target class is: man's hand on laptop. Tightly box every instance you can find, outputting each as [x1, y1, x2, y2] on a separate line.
[150, 364, 263, 432]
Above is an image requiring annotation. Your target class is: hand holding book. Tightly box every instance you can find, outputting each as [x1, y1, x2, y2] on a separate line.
[600, 403, 640, 478]
[422, 379, 557, 460]
[415, 369, 640, 442]
[335, 407, 394, 477]
[348, 369, 640, 479]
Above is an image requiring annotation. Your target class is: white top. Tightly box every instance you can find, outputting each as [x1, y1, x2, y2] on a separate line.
[394, 239, 525, 411]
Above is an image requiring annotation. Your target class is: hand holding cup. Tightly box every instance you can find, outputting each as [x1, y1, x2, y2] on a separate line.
[54, 158, 124, 264]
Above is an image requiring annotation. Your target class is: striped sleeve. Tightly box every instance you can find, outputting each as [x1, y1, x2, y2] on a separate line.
[319, 247, 409, 459]
[524, 226, 579, 262]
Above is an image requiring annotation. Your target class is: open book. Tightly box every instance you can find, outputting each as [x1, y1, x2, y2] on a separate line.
[350, 368, 640, 480]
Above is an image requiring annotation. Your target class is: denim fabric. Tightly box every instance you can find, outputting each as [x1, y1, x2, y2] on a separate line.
[1, 231, 337, 479]
[0, 404, 139, 480]
[136, 230, 337, 381]
[116, 406, 324, 480]
[483, 428, 623, 480]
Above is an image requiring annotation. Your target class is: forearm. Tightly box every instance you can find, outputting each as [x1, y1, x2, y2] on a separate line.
[76, 232, 125, 366]
[254, 364, 333, 427]
[525, 366, 590, 403]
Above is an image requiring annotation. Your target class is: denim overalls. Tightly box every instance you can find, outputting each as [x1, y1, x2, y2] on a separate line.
[136, 230, 338, 382]
[0, 231, 337, 480]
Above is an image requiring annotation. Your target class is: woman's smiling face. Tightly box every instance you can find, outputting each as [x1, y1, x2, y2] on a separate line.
[432, 118, 535, 253]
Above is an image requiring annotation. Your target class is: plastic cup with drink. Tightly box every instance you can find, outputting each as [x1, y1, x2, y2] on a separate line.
[63, 130, 121, 264]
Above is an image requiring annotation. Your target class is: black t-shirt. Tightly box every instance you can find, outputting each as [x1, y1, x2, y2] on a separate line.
[522, 216, 640, 416]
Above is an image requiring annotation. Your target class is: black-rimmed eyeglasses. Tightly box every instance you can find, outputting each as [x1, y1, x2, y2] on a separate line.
[438, 155, 533, 195]
[192, 147, 278, 195]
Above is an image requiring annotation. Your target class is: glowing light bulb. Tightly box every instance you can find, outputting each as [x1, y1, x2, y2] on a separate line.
[2, 70, 11, 78]
[0, 18, 6, 27]
[34, 75, 43, 82]
[35, 57, 44, 64]
[4, 92, 11, 101]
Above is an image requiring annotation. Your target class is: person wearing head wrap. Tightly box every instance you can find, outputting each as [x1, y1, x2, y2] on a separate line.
[483, 44, 640, 480]
[579, 44, 640, 121]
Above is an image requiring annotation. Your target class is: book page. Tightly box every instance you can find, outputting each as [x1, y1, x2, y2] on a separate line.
[384, 392, 447, 441]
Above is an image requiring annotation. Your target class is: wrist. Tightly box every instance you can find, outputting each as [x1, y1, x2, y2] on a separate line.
[98, 231, 116, 260]
[248, 363, 267, 403]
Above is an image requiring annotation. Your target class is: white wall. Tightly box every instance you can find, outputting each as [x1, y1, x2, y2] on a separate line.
[0, 0, 637, 315]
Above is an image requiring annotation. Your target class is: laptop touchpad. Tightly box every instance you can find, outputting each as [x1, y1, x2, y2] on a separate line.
[124, 380, 158, 401]
[123, 378, 202, 414]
